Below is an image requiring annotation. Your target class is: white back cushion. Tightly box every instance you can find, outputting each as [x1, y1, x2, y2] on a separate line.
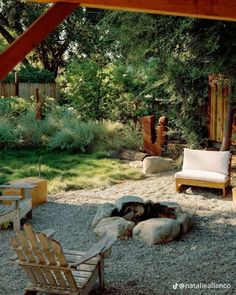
[182, 148, 230, 175]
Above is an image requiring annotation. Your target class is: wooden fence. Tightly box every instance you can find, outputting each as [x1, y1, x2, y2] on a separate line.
[208, 76, 231, 142]
[0, 83, 58, 99]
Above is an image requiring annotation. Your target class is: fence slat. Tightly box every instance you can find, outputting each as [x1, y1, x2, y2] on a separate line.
[0, 83, 16, 97]
[0, 83, 58, 99]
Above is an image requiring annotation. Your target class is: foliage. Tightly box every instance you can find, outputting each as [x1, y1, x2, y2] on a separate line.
[0, 221, 11, 230]
[58, 58, 164, 123]
[0, 98, 141, 151]
[0, 117, 17, 148]
[0, 1, 106, 77]
[97, 13, 236, 145]
[15, 111, 46, 148]
[1, 3, 236, 146]
[59, 59, 105, 120]
[3, 65, 55, 83]
[0, 97, 29, 118]
[0, 149, 145, 194]
[0, 34, 7, 52]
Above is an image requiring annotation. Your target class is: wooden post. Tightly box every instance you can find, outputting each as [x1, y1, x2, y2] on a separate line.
[35, 88, 42, 120]
[14, 71, 19, 96]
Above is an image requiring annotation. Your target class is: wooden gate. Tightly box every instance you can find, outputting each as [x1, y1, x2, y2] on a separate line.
[208, 75, 231, 142]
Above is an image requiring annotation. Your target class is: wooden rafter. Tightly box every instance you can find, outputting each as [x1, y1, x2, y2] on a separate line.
[27, 0, 236, 22]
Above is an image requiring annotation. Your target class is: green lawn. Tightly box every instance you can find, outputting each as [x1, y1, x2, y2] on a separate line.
[0, 149, 145, 194]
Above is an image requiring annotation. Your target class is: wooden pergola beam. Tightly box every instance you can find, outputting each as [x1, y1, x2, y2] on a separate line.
[0, 2, 79, 81]
[27, 0, 236, 22]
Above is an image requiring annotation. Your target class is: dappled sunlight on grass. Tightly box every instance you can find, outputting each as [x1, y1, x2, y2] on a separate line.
[0, 149, 145, 194]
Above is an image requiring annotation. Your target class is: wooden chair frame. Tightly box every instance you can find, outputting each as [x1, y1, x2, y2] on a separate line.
[11, 224, 116, 295]
[0, 184, 35, 231]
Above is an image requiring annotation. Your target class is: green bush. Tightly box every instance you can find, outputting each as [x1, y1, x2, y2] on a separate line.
[16, 111, 46, 147]
[3, 65, 55, 83]
[0, 97, 29, 118]
[0, 118, 17, 148]
[48, 114, 104, 152]
[43, 113, 141, 152]
[0, 99, 141, 152]
[97, 121, 142, 151]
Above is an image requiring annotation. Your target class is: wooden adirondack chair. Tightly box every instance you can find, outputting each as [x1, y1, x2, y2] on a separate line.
[0, 184, 35, 231]
[11, 224, 116, 295]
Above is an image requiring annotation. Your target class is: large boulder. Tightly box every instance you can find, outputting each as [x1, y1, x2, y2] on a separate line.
[159, 202, 183, 214]
[114, 195, 144, 211]
[113, 195, 145, 222]
[133, 218, 180, 245]
[94, 217, 135, 238]
[91, 203, 116, 228]
[143, 156, 174, 174]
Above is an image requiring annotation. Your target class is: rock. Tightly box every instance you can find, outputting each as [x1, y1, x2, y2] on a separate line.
[115, 195, 144, 211]
[186, 187, 194, 194]
[91, 203, 116, 228]
[176, 212, 192, 234]
[142, 156, 174, 174]
[159, 202, 183, 213]
[129, 161, 143, 168]
[94, 217, 135, 238]
[133, 218, 180, 245]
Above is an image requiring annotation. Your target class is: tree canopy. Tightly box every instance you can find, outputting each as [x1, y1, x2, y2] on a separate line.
[1, 2, 236, 146]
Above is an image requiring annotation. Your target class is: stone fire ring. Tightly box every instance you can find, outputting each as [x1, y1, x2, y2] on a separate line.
[91, 195, 192, 245]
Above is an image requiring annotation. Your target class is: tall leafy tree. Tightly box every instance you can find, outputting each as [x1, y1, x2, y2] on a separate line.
[98, 12, 236, 146]
[0, 0, 105, 77]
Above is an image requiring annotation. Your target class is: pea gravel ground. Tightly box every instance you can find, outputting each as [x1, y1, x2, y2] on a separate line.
[0, 171, 235, 295]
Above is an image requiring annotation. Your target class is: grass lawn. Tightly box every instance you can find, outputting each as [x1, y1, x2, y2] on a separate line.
[0, 149, 145, 194]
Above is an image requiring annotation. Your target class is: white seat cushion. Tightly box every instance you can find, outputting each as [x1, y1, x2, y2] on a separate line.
[175, 169, 229, 183]
[182, 148, 230, 175]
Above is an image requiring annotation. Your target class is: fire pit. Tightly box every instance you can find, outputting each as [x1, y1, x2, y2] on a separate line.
[91, 196, 192, 245]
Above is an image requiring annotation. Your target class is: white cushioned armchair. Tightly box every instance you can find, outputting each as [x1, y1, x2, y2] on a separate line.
[175, 148, 231, 197]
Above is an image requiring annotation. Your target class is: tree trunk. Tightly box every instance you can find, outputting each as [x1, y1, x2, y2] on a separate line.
[220, 100, 232, 151]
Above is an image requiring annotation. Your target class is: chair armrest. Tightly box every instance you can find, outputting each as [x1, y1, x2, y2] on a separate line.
[41, 228, 56, 239]
[0, 195, 22, 201]
[70, 234, 117, 269]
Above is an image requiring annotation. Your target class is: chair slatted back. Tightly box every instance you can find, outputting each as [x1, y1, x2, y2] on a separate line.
[11, 224, 78, 293]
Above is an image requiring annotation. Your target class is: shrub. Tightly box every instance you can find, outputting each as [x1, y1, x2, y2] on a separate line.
[16, 111, 46, 147]
[97, 121, 142, 151]
[3, 65, 55, 83]
[47, 115, 103, 152]
[0, 100, 141, 152]
[47, 115, 141, 152]
[0, 118, 17, 148]
[0, 97, 29, 119]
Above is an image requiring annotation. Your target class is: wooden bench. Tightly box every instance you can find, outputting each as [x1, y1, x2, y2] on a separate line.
[2, 177, 47, 208]
[175, 148, 231, 197]
[0, 184, 35, 231]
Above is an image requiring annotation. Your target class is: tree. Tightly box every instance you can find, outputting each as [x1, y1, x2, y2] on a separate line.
[0, 1, 105, 77]
[98, 12, 236, 146]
